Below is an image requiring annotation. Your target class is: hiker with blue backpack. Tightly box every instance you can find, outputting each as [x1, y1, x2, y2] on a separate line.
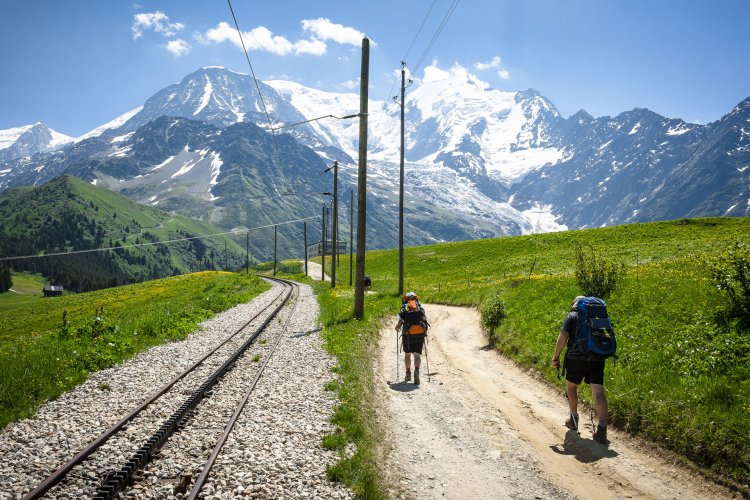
[552, 295, 617, 444]
[394, 292, 429, 385]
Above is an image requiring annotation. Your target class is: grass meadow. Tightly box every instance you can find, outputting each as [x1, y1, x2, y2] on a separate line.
[2, 217, 748, 496]
[311, 217, 750, 495]
[0, 271, 268, 428]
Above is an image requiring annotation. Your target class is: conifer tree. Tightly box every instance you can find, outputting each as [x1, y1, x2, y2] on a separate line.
[0, 261, 12, 293]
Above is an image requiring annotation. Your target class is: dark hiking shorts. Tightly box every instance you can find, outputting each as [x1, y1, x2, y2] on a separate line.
[565, 357, 605, 385]
[402, 333, 425, 354]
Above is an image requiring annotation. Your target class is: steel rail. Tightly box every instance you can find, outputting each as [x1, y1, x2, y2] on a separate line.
[92, 277, 295, 499]
[187, 279, 300, 499]
[24, 277, 288, 500]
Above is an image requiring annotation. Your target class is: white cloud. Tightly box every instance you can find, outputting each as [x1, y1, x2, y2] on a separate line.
[166, 39, 190, 57]
[300, 18, 370, 46]
[341, 79, 359, 90]
[242, 25, 296, 55]
[474, 56, 501, 71]
[498, 69, 511, 80]
[421, 61, 490, 90]
[198, 21, 326, 56]
[131, 11, 184, 40]
[294, 38, 327, 56]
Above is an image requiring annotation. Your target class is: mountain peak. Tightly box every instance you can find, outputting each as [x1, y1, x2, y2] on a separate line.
[570, 109, 594, 123]
[517, 88, 542, 100]
[0, 122, 73, 161]
[730, 96, 750, 116]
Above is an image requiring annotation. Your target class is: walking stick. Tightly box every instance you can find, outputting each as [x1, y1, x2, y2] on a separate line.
[424, 335, 431, 382]
[396, 330, 400, 381]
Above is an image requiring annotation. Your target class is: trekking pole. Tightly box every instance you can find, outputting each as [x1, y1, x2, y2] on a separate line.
[395, 330, 400, 381]
[424, 335, 431, 382]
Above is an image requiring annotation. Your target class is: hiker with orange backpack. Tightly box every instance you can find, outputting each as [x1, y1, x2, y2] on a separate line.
[394, 292, 429, 384]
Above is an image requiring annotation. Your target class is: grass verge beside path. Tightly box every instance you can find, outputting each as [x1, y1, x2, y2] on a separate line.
[0, 271, 269, 429]
[311, 280, 393, 499]
[311, 217, 750, 495]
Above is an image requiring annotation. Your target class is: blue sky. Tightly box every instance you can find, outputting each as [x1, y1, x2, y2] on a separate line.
[1, 0, 748, 136]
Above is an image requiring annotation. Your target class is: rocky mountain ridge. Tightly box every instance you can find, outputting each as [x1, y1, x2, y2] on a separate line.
[2, 66, 748, 257]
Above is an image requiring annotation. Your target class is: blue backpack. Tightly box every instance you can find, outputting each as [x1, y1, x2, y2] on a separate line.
[570, 297, 616, 359]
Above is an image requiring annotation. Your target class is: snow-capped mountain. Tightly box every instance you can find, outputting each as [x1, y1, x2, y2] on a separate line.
[75, 106, 143, 142]
[510, 99, 750, 227]
[114, 67, 306, 134]
[2, 65, 749, 257]
[0, 123, 73, 162]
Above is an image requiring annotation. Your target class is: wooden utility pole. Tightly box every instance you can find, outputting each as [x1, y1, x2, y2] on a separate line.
[303, 221, 308, 276]
[354, 37, 369, 319]
[321, 204, 326, 281]
[331, 161, 338, 288]
[398, 64, 406, 296]
[349, 189, 353, 286]
[246, 232, 249, 274]
[224, 240, 228, 271]
[273, 225, 277, 275]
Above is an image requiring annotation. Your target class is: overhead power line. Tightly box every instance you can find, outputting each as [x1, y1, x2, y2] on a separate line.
[0, 215, 321, 262]
[402, 0, 439, 63]
[413, 0, 461, 75]
[371, 0, 441, 134]
[226, 0, 285, 186]
[269, 113, 361, 132]
[245, 191, 334, 201]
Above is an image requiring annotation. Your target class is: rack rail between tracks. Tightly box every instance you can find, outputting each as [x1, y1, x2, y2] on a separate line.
[25, 276, 297, 500]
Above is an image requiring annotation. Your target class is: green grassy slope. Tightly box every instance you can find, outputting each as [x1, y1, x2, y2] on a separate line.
[0, 175, 251, 291]
[0, 271, 269, 428]
[313, 216, 750, 494]
[0, 272, 47, 310]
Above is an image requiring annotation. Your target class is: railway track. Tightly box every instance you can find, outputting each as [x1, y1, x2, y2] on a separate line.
[23, 276, 301, 499]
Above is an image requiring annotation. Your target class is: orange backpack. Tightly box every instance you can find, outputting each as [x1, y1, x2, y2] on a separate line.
[402, 296, 427, 334]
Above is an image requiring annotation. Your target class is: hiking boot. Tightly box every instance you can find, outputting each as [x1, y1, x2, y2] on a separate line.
[414, 368, 420, 385]
[404, 370, 411, 382]
[565, 415, 579, 431]
[593, 425, 609, 444]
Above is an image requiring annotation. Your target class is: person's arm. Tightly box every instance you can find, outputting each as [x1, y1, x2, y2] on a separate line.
[552, 330, 569, 369]
[395, 317, 404, 332]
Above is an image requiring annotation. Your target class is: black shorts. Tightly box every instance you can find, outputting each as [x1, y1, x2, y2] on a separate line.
[565, 357, 605, 385]
[402, 334, 425, 354]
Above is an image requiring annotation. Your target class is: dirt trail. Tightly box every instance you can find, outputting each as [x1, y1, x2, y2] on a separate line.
[374, 304, 735, 499]
[303, 260, 330, 282]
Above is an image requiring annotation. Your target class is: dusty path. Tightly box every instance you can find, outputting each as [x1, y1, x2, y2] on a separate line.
[375, 304, 735, 499]
[303, 260, 330, 282]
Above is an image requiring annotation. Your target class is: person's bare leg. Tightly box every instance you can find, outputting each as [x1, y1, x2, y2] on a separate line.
[566, 381, 579, 416]
[590, 383, 608, 426]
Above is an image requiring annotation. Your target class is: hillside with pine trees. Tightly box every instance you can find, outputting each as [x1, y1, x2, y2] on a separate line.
[0, 175, 249, 292]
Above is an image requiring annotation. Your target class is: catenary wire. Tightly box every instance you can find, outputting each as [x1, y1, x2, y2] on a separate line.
[401, 0, 439, 65]
[0, 215, 321, 262]
[226, 0, 286, 192]
[245, 191, 334, 201]
[413, 0, 461, 75]
[370, 0, 440, 144]
[270, 113, 360, 131]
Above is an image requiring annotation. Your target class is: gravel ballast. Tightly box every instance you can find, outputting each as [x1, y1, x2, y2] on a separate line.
[0, 280, 352, 499]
